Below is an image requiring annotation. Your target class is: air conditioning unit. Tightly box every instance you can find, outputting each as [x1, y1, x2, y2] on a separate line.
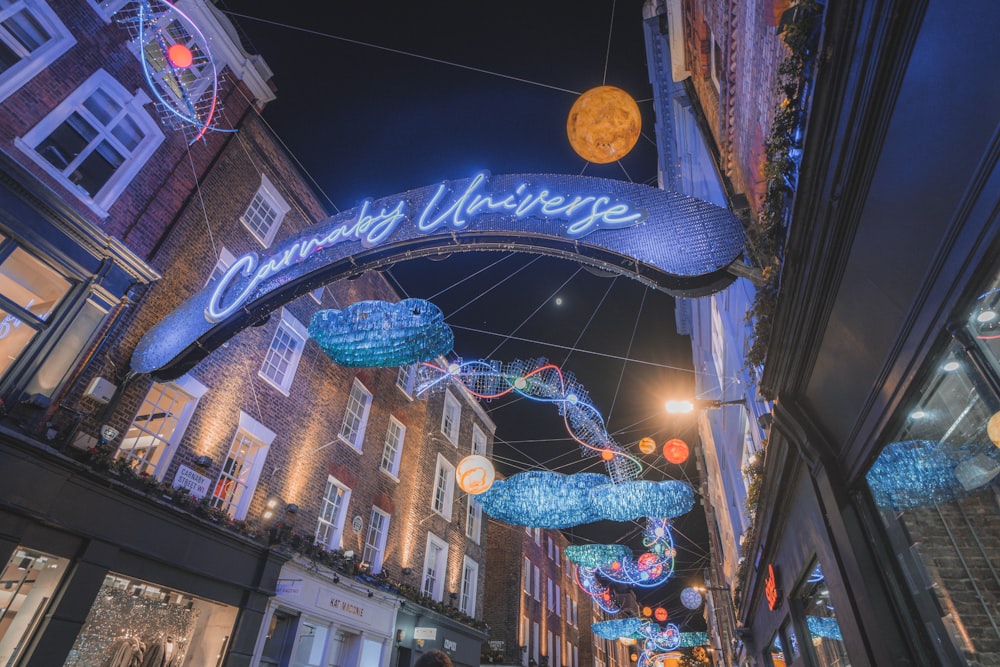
[84, 376, 117, 404]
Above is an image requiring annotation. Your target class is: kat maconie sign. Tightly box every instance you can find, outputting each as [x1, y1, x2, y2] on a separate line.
[131, 172, 745, 380]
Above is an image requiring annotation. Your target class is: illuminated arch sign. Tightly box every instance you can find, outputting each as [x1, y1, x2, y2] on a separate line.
[132, 172, 744, 380]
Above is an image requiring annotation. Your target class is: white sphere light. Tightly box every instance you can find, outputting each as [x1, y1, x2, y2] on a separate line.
[457, 455, 496, 495]
[680, 587, 703, 610]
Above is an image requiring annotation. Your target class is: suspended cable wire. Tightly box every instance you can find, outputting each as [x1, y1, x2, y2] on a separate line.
[222, 11, 581, 96]
[602, 0, 618, 86]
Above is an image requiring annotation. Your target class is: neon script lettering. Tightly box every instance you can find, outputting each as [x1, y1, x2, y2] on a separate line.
[206, 173, 645, 322]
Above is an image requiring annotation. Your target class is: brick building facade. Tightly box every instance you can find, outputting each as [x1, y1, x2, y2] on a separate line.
[483, 522, 589, 667]
[0, 1, 494, 665]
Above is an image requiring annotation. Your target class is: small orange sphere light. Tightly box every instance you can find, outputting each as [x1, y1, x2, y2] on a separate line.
[167, 43, 194, 69]
[456, 455, 496, 495]
[630, 653, 638, 663]
[988, 410, 1000, 447]
[663, 438, 689, 464]
[566, 86, 641, 164]
[601, 448, 616, 461]
[654, 607, 668, 622]
[638, 437, 656, 455]
[642, 605, 653, 618]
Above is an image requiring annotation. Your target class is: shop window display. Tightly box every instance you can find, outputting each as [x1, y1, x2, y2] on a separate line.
[864, 270, 1000, 664]
[64, 573, 236, 667]
[767, 632, 785, 667]
[796, 563, 849, 666]
[0, 547, 69, 665]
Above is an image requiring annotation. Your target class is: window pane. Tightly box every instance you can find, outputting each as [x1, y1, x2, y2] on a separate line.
[0, 547, 68, 665]
[82, 88, 121, 126]
[2, 7, 49, 53]
[72, 140, 123, 196]
[0, 247, 70, 320]
[25, 297, 106, 397]
[117, 382, 195, 477]
[865, 338, 999, 664]
[111, 114, 142, 151]
[967, 276, 1000, 377]
[36, 112, 94, 171]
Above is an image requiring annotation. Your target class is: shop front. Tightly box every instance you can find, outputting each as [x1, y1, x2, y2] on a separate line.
[254, 558, 400, 667]
[392, 601, 486, 667]
[0, 429, 287, 666]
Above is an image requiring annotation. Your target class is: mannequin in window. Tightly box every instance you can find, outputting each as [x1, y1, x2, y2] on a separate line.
[141, 634, 180, 667]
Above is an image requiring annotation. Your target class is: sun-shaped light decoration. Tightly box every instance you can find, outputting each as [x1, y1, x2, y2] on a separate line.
[566, 86, 641, 164]
[456, 454, 496, 495]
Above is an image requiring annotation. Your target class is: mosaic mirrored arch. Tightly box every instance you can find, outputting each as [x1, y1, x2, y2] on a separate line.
[132, 172, 745, 380]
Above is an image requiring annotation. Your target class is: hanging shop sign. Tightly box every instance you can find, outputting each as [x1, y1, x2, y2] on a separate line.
[132, 172, 745, 380]
[414, 627, 438, 641]
[765, 564, 782, 611]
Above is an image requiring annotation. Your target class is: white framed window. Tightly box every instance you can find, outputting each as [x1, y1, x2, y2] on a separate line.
[258, 308, 306, 395]
[520, 616, 530, 667]
[547, 577, 553, 610]
[431, 453, 455, 521]
[554, 544, 560, 565]
[241, 173, 289, 247]
[16, 69, 164, 216]
[460, 556, 478, 617]
[441, 389, 460, 444]
[532, 622, 540, 664]
[547, 631, 553, 666]
[572, 599, 578, 626]
[471, 423, 487, 455]
[533, 565, 540, 600]
[0, 0, 75, 103]
[534, 527, 541, 545]
[710, 295, 726, 388]
[206, 246, 236, 287]
[555, 584, 561, 615]
[379, 415, 405, 478]
[465, 496, 482, 543]
[573, 645, 578, 667]
[315, 475, 350, 551]
[547, 536, 554, 559]
[115, 375, 206, 480]
[209, 411, 275, 520]
[523, 557, 531, 594]
[422, 532, 449, 602]
[361, 506, 390, 574]
[709, 32, 723, 92]
[339, 377, 372, 451]
[555, 636, 561, 667]
[396, 364, 415, 397]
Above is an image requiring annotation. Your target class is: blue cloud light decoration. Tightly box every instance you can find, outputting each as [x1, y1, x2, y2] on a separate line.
[476, 471, 694, 528]
[592, 618, 643, 640]
[309, 298, 453, 368]
[566, 544, 631, 569]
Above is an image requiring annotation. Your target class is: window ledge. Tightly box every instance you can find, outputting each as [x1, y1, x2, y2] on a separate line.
[258, 371, 291, 396]
[379, 468, 400, 483]
[338, 434, 363, 454]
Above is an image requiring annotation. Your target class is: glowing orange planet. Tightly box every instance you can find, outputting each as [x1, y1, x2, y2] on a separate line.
[167, 43, 194, 69]
[566, 86, 641, 164]
[642, 605, 652, 617]
[663, 438, 689, 464]
[456, 454, 496, 494]
[638, 437, 656, 455]
[601, 448, 615, 461]
[654, 607, 668, 622]
[988, 411, 1000, 447]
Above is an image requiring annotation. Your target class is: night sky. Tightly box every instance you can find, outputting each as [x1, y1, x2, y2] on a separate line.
[222, 0, 710, 626]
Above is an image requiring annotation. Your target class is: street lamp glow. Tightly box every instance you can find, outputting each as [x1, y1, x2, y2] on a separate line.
[665, 400, 694, 414]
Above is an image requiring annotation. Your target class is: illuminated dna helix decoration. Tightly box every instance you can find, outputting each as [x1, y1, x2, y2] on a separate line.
[416, 358, 641, 482]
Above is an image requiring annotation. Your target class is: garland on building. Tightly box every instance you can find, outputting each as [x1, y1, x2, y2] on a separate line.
[744, 0, 821, 373]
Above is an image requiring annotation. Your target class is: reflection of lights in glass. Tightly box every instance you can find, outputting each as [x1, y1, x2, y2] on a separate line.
[942, 360, 961, 372]
[977, 310, 997, 323]
[910, 410, 926, 419]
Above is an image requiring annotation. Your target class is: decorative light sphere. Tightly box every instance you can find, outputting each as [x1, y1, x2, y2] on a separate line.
[601, 448, 615, 461]
[988, 411, 1000, 447]
[638, 437, 657, 455]
[663, 439, 689, 464]
[642, 605, 652, 617]
[566, 86, 641, 164]
[167, 43, 193, 68]
[680, 587, 703, 610]
[456, 455, 496, 495]
[654, 607, 668, 622]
